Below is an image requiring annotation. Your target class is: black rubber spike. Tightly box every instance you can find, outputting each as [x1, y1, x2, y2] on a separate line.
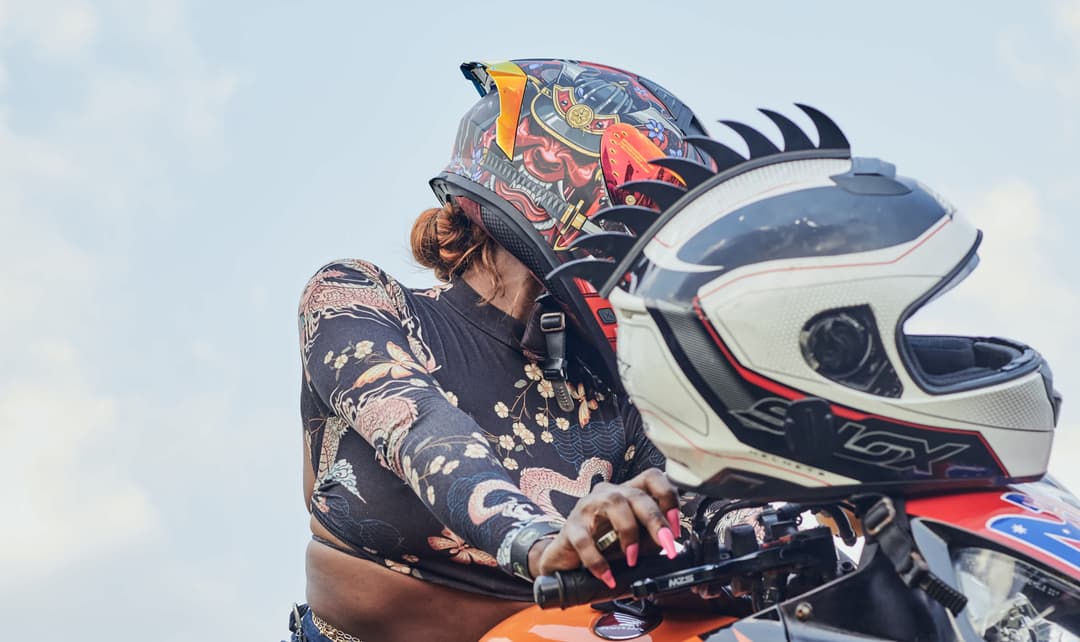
[683, 136, 746, 172]
[720, 119, 781, 157]
[795, 104, 850, 151]
[567, 231, 636, 259]
[648, 157, 716, 189]
[591, 206, 659, 236]
[759, 108, 816, 152]
[620, 180, 687, 210]
[546, 257, 617, 287]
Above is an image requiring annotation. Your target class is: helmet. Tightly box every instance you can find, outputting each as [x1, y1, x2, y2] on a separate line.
[430, 59, 710, 391]
[597, 106, 1062, 500]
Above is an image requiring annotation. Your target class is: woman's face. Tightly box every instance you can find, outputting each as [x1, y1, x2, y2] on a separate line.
[493, 244, 545, 293]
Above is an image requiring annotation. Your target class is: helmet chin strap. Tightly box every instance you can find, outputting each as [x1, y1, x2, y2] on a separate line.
[534, 294, 576, 412]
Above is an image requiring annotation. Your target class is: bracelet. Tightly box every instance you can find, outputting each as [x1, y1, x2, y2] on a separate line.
[504, 520, 562, 581]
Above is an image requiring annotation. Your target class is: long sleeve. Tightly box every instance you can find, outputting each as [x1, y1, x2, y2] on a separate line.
[299, 260, 559, 565]
[616, 398, 667, 481]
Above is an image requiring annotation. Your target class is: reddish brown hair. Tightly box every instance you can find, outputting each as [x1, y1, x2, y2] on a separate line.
[411, 202, 503, 297]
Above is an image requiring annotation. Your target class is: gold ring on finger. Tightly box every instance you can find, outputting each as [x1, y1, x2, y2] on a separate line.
[594, 529, 619, 551]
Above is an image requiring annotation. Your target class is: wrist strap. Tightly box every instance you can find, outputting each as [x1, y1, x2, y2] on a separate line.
[504, 520, 562, 581]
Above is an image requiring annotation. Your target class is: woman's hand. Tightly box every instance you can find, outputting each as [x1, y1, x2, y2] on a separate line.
[528, 468, 681, 588]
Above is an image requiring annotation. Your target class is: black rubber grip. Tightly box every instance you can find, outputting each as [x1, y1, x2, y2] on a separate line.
[533, 552, 691, 609]
[533, 568, 616, 609]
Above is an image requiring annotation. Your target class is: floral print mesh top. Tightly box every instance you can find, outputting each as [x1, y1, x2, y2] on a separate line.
[298, 260, 664, 600]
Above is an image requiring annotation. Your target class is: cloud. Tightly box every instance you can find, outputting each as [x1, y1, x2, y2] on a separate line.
[0, 1, 98, 60]
[998, 0, 1080, 103]
[0, 0, 237, 593]
[0, 365, 157, 579]
[0, 162, 157, 584]
[1060, 0, 1080, 49]
[931, 181, 1077, 357]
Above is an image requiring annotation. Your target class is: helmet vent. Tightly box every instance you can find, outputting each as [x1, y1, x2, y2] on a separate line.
[799, 305, 903, 398]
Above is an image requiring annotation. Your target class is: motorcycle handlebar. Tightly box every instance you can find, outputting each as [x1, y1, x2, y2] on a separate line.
[533, 568, 614, 609]
[533, 553, 689, 609]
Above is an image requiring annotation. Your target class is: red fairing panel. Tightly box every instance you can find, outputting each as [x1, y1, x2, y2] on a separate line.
[908, 482, 1080, 580]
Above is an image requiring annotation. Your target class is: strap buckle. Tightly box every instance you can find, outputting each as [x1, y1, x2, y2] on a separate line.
[864, 496, 896, 537]
[540, 312, 565, 333]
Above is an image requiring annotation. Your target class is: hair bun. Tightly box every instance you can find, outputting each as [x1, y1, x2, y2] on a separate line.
[411, 202, 485, 281]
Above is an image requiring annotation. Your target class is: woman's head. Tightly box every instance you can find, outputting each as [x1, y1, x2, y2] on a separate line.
[428, 58, 709, 388]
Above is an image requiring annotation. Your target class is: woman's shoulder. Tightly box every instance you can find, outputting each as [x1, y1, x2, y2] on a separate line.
[306, 258, 395, 282]
[299, 258, 413, 318]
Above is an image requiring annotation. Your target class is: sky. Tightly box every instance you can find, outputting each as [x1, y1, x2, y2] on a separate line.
[1, 1, 1078, 640]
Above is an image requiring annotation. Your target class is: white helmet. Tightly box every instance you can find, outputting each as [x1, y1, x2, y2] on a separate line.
[565, 105, 1063, 500]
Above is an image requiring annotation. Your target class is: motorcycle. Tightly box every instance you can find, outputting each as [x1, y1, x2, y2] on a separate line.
[481, 478, 1080, 641]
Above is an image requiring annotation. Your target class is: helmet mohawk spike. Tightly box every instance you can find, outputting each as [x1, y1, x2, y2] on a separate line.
[795, 103, 850, 151]
[682, 136, 747, 172]
[567, 231, 637, 259]
[759, 108, 816, 152]
[720, 119, 782, 157]
[591, 206, 660, 236]
[620, 180, 688, 210]
[648, 157, 716, 190]
[546, 257, 617, 288]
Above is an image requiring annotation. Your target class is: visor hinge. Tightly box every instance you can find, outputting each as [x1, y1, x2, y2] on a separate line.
[862, 496, 968, 616]
[540, 310, 575, 413]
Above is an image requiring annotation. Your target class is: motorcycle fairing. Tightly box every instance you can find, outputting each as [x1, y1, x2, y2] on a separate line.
[907, 479, 1080, 581]
[478, 601, 735, 641]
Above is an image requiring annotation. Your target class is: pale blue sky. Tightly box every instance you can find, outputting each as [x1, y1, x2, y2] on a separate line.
[1, 1, 1078, 640]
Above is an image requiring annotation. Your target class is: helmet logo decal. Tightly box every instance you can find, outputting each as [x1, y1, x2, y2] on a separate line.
[835, 423, 969, 476]
[551, 85, 620, 135]
[733, 396, 971, 476]
[565, 103, 595, 129]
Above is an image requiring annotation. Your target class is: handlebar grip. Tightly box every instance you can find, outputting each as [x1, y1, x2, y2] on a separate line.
[533, 568, 617, 609]
[533, 551, 690, 609]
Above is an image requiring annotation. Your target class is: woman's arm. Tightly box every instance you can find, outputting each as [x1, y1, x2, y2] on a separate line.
[299, 260, 560, 570]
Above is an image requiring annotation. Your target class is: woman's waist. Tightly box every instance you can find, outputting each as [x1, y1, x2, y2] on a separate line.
[306, 537, 530, 640]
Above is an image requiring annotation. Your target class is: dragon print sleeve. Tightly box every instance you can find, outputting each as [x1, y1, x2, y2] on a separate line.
[300, 259, 657, 599]
[299, 261, 558, 575]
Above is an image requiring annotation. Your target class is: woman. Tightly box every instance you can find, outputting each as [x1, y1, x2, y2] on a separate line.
[294, 58, 712, 641]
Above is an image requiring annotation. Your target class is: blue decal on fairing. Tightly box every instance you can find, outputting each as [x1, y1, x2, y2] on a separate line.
[988, 492, 1080, 572]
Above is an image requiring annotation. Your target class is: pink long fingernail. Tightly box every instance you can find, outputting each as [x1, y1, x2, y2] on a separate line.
[599, 569, 616, 589]
[625, 543, 639, 568]
[658, 527, 677, 559]
[667, 508, 681, 538]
